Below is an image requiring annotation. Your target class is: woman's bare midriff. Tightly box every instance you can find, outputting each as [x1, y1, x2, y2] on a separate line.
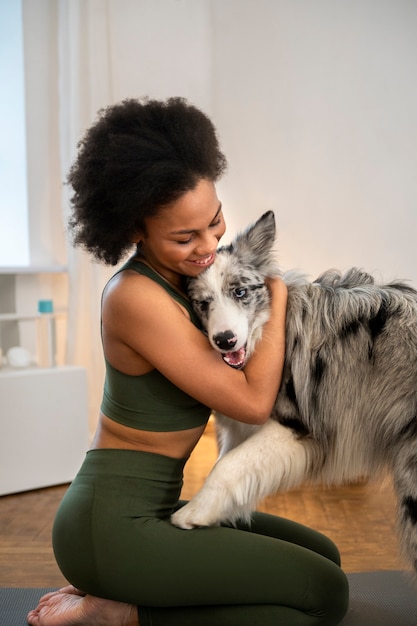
[91, 413, 207, 459]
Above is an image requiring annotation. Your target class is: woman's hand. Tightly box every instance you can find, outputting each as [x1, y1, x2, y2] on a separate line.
[265, 275, 288, 310]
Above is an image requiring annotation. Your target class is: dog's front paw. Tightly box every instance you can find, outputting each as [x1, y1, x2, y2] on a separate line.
[171, 498, 220, 530]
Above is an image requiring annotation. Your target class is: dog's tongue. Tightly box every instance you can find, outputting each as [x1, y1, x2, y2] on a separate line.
[222, 346, 246, 369]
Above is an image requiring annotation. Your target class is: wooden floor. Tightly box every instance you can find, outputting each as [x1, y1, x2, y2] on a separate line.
[0, 426, 409, 587]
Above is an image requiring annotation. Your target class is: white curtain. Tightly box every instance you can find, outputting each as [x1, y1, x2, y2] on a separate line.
[58, 0, 115, 435]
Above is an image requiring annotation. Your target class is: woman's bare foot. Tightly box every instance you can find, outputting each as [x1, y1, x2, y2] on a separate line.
[27, 585, 139, 626]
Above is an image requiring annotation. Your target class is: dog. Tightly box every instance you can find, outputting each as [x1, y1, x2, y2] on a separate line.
[171, 210, 417, 573]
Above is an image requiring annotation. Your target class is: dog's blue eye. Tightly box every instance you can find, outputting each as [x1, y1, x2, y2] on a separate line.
[233, 287, 247, 299]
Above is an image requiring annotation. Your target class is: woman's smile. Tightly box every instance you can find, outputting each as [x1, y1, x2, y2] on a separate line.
[187, 253, 216, 268]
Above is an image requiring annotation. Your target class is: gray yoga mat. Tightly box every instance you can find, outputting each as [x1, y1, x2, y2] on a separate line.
[341, 570, 417, 625]
[0, 587, 56, 626]
[1, 571, 416, 625]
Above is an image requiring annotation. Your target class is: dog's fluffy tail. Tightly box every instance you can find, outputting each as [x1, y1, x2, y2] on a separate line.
[392, 439, 417, 575]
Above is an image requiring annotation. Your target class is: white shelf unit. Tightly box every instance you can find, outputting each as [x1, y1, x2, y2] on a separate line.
[0, 266, 68, 362]
[0, 365, 89, 495]
[0, 268, 89, 495]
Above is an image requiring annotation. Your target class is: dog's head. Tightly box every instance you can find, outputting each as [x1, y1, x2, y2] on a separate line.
[187, 211, 280, 368]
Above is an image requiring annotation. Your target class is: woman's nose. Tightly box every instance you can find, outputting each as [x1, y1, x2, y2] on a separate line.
[195, 233, 218, 256]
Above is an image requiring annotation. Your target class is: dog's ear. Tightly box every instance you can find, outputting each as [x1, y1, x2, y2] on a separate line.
[231, 211, 276, 269]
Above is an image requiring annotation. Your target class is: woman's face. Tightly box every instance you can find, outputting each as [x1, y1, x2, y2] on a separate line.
[139, 178, 226, 285]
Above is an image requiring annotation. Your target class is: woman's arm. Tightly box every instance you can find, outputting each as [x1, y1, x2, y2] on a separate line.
[102, 273, 287, 425]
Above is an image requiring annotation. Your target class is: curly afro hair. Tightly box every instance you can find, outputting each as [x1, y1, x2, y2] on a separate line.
[67, 97, 227, 265]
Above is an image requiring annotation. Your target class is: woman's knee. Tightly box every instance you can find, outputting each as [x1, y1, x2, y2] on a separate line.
[310, 564, 349, 625]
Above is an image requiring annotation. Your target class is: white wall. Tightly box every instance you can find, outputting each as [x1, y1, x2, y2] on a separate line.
[211, 0, 417, 286]
[108, 0, 213, 110]
[21, 0, 417, 286]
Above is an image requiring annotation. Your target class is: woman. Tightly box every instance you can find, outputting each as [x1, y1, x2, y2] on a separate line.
[28, 97, 348, 626]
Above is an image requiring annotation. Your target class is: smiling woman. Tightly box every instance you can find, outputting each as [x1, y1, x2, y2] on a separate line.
[27, 97, 348, 626]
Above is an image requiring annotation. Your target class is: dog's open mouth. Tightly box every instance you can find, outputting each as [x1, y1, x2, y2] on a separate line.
[222, 346, 247, 369]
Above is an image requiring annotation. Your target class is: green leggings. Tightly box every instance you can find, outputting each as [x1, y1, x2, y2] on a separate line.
[52, 449, 348, 626]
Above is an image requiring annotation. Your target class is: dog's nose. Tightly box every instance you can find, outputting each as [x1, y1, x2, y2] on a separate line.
[213, 330, 237, 351]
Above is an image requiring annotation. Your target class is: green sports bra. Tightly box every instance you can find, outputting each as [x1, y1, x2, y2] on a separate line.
[100, 259, 211, 432]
